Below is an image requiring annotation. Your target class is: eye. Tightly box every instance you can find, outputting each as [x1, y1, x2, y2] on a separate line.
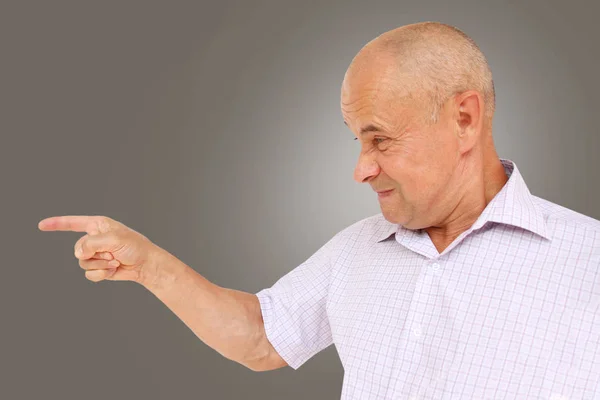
[353, 137, 390, 151]
[353, 137, 387, 142]
[373, 137, 393, 152]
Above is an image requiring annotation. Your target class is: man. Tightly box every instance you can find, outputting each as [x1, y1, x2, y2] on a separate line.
[39, 21, 600, 399]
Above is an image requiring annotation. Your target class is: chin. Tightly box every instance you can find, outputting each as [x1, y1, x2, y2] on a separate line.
[383, 209, 427, 231]
[381, 209, 409, 226]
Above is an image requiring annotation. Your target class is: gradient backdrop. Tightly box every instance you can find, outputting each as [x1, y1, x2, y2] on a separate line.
[3, 0, 599, 398]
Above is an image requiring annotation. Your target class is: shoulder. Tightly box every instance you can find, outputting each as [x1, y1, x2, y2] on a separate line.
[333, 213, 394, 242]
[532, 195, 600, 235]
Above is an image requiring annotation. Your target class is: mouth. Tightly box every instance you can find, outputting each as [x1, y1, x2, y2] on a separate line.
[377, 189, 394, 197]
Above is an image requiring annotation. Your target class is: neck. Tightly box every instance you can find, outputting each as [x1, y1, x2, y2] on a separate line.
[425, 144, 508, 253]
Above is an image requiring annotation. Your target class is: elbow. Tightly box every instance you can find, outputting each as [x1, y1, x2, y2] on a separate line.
[242, 353, 289, 372]
[240, 355, 268, 372]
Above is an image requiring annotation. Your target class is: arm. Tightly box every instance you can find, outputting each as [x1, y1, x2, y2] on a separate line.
[140, 249, 288, 372]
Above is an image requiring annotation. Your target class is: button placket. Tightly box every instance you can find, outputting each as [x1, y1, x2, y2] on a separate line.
[430, 261, 441, 276]
[387, 259, 433, 399]
[412, 324, 423, 338]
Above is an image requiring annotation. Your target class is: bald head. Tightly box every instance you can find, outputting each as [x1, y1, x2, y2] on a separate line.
[342, 22, 506, 233]
[343, 21, 495, 127]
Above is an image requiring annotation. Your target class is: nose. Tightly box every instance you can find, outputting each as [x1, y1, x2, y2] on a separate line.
[353, 151, 380, 183]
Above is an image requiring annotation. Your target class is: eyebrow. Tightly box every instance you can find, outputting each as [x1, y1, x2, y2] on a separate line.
[344, 121, 383, 140]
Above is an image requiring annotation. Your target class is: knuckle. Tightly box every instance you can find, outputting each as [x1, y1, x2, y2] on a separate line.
[94, 215, 114, 234]
[96, 217, 112, 233]
[74, 237, 86, 257]
[79, 258, 89, 269]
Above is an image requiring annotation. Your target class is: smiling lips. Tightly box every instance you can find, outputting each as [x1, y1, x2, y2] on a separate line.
[377, 189, 394, 197]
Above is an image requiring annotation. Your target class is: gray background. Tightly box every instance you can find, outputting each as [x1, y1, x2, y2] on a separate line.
[2, 0, 599, 398]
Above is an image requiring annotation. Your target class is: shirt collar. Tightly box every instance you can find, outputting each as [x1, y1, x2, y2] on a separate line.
[376, 158, 550, 243]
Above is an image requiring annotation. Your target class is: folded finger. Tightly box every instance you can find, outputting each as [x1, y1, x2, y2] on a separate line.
[85, 268, 117, 283]
[75, 232, 120, 260]
[79, 258, 120, 271]
[92, 252, 113, 261]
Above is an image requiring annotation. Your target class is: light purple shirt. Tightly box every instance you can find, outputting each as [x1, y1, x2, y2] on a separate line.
[255, 159, 600, 399]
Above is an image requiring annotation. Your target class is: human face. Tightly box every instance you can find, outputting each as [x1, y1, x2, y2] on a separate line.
[341, 70, 461, 230]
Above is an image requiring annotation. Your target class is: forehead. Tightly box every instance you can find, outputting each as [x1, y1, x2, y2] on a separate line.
[341, 69, 414, 130]
[342, 50, 413, 104]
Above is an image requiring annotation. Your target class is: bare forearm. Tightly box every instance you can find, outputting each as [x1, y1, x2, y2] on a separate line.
[139, 249, 270, 370]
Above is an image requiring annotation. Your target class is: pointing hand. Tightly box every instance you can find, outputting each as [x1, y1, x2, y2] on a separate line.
[38, 215, 162, 284]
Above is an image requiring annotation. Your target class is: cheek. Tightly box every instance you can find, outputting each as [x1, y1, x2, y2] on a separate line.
[415, 136, 454, 182]
[383, 134, 453, 208]
[382, 160, 421, 198]
[397, 161, 442, 204]
[382, 137, 442, 193]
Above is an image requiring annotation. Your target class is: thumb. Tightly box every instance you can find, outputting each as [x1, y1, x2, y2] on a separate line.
[77, 231, 122, 260]
[103, 265, 141, 282]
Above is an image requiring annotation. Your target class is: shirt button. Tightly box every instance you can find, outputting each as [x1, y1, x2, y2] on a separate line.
[430, 262, 441, 275]
[549, 394, 568, 400]
[412, 324, 422, 338]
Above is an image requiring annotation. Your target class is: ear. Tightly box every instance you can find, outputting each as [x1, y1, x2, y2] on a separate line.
[454, 90, 484, 154]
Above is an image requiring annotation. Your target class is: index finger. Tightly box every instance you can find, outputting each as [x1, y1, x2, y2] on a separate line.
[38, 215, 110, 234]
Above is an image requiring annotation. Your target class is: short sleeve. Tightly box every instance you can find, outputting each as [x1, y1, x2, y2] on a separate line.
[255, 232, 341, 370]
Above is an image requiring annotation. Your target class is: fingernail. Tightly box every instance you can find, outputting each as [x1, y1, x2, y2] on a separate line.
[75, 247, 83, 258]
